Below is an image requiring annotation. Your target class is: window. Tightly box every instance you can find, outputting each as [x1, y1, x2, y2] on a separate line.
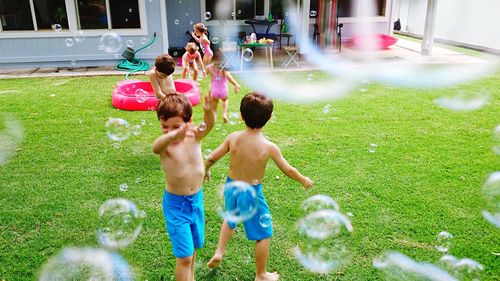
[76, 0, 140, 29]
[0, 0, 68, 31]
[205, 0, 260, 20]
[338, 0, 386, 17]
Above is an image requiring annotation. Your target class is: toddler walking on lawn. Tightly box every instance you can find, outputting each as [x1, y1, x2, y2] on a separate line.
[204, 91, 314, 281]
[206, 58, 241, 123]
[152, 93, 215, 281]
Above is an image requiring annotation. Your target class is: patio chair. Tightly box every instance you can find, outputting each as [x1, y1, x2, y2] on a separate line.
[281, 46, 300, 69]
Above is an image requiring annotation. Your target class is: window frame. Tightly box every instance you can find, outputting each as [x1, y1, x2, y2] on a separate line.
[0, 0, 148, 38]
[202, 0, 271, 26]
[337, 0, 390, 23]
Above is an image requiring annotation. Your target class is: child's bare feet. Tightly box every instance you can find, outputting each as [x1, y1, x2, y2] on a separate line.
[222, 115, 229, 123]
[207, 254, 222, 268]
[255, 272, 279, 281]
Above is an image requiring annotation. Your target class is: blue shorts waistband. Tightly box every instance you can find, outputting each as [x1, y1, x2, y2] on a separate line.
[163, 188, 203, 203]
[226, 177, 262, 190]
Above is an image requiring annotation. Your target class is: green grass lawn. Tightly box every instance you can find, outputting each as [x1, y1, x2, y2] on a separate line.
[0, 70, 499, 280]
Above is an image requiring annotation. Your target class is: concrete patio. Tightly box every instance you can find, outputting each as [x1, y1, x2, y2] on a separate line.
[0, 38, 495, 79]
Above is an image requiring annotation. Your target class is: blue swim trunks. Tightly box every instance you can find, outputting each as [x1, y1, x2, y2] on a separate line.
[225, 177, 273, 241]
[162, 189, 204, 258]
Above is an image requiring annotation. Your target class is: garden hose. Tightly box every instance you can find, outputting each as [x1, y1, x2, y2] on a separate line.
[115, 32, 157, 79]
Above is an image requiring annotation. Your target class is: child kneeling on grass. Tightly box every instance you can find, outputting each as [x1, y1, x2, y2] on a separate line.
[204, 91, 314, 281]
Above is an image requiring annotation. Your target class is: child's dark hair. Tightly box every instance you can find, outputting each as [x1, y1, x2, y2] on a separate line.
[156, 93, 192, 122]
[240, 91, 273, 129]
[185, 42, 198, 55]
[155, 54, 175, 75]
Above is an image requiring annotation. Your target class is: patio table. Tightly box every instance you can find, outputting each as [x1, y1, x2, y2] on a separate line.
[239, 42, 274, 71]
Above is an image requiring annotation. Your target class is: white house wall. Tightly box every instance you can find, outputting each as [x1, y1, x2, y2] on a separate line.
[396, 0, 500, 51]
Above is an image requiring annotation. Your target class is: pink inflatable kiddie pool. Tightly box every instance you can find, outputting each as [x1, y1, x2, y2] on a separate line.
[112, 79, 201, 111]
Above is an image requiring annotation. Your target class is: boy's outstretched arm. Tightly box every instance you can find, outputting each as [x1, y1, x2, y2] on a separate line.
[195, 94, 216, 140]
[152, 124, 189, 154]
[269, 143, 313, 190]
[203, 134, 232, 181]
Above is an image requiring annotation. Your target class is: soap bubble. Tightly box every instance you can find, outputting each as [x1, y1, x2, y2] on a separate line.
[217, 181, 258, 224]
[130, 125, 142, 136]
[211, 37, 220, 45]
[126, 40, 134, 48]
[492, 125, 500, 155]
[294, 210, 353, 273]
[374, 251, 456, 281]
[242, 48, 253, 62]
[73, 31, 85, 42]
[203, 148, 212, 159]
[98, 198, 143, 249]
[298, 210, 352, 240]
[140, 37, 148, 45]
[310, 11, 317, 17]
[205, 11, 212, 20]
[128, 8, 133, 13]
[189, 21, 194, 25]
[482, 171, 500, 228]
[435, 231, 453, 253]
[39, 247, 132, 281]
[70, 60, 76, 66]
[119, 183, 129, 192]
[174, 19, 180, 25]
[134, 88, 149, 103]
[369, 143, 378, 153]
[227, 112, 240, 125]
[106, 118, 130, 142]
[322, 104, 332, 114]
[259, 214, 272, 228]
[301, 195, 340, 214]
[359, 80, 370, 92]
[197, 122, 207, 132]
[99, 32, 122, 54]
[65, 38, 74, 47]
[52, 24, 62, 32]
[0, 115, 24, 166]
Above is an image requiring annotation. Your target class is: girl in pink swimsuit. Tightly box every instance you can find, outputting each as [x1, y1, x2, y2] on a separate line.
[192, 23, 213, 67]
[182, 42, 205, 81]
[206, 61, 240, 123]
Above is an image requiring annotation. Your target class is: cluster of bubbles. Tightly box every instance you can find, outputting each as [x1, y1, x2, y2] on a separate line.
[105, 118, 143, 147]
[294, 195, 353, 273]
[0, 114, 24, 166]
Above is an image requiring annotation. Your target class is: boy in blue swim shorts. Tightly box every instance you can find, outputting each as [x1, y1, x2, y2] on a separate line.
[203, 91, 313, 281]
[153, 93, 215, 281]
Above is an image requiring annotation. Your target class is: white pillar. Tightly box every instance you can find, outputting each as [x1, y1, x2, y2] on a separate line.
[300, 0, 310, 54]
[421, 0, 437, 56]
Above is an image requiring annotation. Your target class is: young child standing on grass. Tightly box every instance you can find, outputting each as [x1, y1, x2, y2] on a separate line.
[191, 23, 213, 67]
[204, 91, 314, 281]
[149, 54, 176, 99]
[206, 60, 241, 123]
[153, 93, 215, 281]
[182, 42, 205, 82]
